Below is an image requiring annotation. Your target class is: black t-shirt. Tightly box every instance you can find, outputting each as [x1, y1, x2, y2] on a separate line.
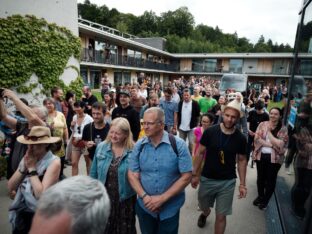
[247, 110, 269, 133]
[200, 124, 247, 180]
[82, 122, 110, 160]
[82, 95, 98, 116]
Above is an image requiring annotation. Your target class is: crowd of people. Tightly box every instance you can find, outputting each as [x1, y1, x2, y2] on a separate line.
[0, 72, 311, 234]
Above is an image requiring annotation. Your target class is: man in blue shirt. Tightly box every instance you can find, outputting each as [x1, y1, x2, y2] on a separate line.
[159, 87, 178, 135]
[128, 107, 192, 234]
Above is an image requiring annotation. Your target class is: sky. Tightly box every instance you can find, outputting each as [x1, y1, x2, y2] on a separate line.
[78, 0, 302, 46]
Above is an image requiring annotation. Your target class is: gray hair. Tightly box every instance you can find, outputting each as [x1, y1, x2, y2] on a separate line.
[144, 107, 165, 123]
[30, 105, 48, 121]
[36, 176, 110, 234]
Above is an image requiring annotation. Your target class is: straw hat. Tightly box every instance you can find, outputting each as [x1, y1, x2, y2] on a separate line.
[17, 126, 60, 145]
[223, 99, 244, 118]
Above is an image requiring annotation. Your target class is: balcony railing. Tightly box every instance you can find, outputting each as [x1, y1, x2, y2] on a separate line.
[81, 49, 306, 76]
[81, 48, 178, 72]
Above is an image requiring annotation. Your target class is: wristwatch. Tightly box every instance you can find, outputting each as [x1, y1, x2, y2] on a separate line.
[140, 192, 148, 199]
[27, 170, 38, 177]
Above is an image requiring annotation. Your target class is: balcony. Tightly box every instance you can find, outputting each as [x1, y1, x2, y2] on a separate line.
[81, 48, 178, 72]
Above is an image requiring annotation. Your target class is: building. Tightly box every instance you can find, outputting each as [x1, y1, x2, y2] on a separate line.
[79, 18, 312, 89]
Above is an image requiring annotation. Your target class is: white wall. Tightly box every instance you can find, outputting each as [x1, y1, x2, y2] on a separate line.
[0, 0, 78, 36]
[0, 0, 79, 104]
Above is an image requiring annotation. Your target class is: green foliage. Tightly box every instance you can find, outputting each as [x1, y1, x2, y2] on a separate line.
[67, 75, 84, 99]
[0, 15, 81, 94]
[78, 2, 293, 53]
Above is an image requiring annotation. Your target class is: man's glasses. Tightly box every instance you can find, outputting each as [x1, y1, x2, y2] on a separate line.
[142, 121, 161, 127]
[77, 126, 81, 134]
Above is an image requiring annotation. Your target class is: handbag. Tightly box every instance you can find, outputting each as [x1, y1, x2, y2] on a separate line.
[72, 137, 85, 148]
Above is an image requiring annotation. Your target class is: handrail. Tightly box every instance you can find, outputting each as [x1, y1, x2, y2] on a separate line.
[78, 18, 138, 39]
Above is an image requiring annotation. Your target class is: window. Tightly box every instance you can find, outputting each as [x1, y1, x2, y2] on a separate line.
[229, 59, 243, 73]
[272, 59, 287, 74]
[300, 59, 312, 75]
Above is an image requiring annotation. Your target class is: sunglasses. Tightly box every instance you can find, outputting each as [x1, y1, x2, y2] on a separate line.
[77, 126, 81, 134]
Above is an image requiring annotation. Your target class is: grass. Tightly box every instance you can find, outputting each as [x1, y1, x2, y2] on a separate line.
[92, 90, 102, 102]
[267, 100, 285, 110]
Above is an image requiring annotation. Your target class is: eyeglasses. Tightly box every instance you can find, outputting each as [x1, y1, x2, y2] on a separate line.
[24, 135, 49, 141]
[142, 121, 161, 127]
[77, 126, 81, 134]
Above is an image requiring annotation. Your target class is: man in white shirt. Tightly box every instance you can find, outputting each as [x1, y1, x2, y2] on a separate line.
[177, 88, 200, 153]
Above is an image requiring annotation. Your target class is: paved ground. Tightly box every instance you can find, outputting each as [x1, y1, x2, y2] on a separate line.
[0, 158, 268, 234]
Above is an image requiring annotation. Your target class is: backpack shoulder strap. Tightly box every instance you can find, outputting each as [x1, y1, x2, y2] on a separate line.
[168, 134, 179, 157]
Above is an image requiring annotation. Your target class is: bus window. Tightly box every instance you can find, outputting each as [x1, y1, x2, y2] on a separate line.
[219, 73, 248, 93]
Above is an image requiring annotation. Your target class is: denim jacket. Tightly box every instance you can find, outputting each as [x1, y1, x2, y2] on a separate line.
[90, 142, 136, 201]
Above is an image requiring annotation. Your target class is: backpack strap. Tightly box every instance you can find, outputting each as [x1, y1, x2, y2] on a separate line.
[168, 134, 179, 157]
[138, 135, 179, 158]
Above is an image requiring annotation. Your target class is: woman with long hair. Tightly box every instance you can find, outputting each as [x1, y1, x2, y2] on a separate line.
[103, 91, 117, 124]
[70, 101, 93, 176]
[192, 113, 215, 160]
[252, 107, 288, 209]
[90, 117, 136, 234]
[43, 97, 68, 179]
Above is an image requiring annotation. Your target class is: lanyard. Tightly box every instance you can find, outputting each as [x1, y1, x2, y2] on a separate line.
[219, 130, 232, 165]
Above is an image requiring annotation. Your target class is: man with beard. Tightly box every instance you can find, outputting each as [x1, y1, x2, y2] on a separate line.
[82, 102, 110, 161]
[82, 86, 98, 116]
[51, 87, 64, 112]
[191, 99, 248, 234]
[198, 87, 217, 114]
[112, 90, 140, 141]
[130, 85, 146, 114]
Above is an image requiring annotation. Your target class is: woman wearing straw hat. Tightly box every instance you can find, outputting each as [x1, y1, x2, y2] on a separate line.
[8, 126, 61, 234]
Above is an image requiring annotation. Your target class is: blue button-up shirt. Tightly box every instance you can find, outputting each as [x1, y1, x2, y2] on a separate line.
[159, 99, 178, 126]
[128, 131, 192, 220]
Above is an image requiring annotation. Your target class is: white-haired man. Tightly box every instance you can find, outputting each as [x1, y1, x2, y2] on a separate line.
[30, 176, 110, 234]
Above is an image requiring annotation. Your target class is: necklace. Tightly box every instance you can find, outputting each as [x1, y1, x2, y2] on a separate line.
[218, 129, 232, 165]
[111, 154, 123, 167]
[111, 146, 124, 167]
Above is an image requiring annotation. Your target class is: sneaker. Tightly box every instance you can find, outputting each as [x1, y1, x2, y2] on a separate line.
[253, 197, 263, 206]
[197, 213, 208, 228]
[258, 203, 268, 210]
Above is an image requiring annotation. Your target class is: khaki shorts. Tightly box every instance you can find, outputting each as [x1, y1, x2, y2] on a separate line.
[72, 145, 89, 156]
[198, 177, 236, 215]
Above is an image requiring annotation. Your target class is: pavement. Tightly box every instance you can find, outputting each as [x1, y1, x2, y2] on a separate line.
[0, 157, 267, 234]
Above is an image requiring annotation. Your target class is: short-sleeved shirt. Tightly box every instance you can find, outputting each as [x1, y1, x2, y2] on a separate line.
[82, 95, 98, 116]
[247, 110, 269, 133]
[200, 124, 247, 180]
[159, 100, 178, 126]
[82, 122, 110, 160]
[128, 131, 192, 220]
[198, 97, 217, 113]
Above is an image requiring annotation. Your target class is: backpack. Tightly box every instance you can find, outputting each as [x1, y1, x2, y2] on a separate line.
[138, 134, 179, 157]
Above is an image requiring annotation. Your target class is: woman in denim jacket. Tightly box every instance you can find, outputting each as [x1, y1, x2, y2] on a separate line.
[90, 117, 136, 234]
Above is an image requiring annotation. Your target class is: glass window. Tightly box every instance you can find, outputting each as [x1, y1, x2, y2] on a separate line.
[300, 59, 312, 75]
[272, 59, 288, 74]
[229, 59, 243, 73]
[123, 71, 131, 83]
[114, 71, 122, 86]
[192, 59, 203, 72]
[203, 59, 217, 72]
[127, 49, 135, 58]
